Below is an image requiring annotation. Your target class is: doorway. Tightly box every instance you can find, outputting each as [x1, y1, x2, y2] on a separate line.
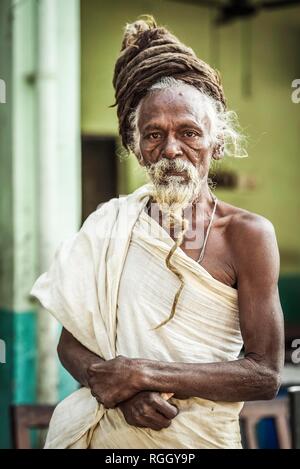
[81, 135, 117, 223]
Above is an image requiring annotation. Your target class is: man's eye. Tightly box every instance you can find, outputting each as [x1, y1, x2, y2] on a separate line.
[147, 132, 161, 140]
[183, 130, 199, 138]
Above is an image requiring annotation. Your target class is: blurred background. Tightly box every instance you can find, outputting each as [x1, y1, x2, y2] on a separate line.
[0, 0, 300, 449]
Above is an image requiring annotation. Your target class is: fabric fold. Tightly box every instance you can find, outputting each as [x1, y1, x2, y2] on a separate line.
[31, 184, 151, 448]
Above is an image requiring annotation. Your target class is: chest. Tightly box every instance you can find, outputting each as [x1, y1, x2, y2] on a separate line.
[178, 221, 237, 289]
[145, 201, 237, 289]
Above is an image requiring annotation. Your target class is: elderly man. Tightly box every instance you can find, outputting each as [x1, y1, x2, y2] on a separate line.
[31, 17, 284, 449]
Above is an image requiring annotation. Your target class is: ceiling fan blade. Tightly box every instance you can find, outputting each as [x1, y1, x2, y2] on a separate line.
[261, 0, 300, 9]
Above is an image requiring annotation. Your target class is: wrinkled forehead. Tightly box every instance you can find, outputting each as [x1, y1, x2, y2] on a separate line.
[137, 85, 215, 129]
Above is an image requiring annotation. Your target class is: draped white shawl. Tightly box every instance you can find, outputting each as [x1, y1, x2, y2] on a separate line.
[30, 184, 243, 449]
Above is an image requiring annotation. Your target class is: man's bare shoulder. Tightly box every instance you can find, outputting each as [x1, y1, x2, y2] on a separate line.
[218, 200, 275, 237]
[218, 200, 279, 283]
[218, 200, 278, 258]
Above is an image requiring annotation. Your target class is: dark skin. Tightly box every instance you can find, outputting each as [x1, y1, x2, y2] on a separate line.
[57, 85, 284, 431]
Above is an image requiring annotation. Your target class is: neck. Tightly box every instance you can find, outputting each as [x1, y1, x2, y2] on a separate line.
[191, 179, 215, 206]
[185, 182, 216, 230]
[147, 179, 217, 229]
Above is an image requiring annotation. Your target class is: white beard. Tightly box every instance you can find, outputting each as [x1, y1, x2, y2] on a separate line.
[145, 158, 204, 233]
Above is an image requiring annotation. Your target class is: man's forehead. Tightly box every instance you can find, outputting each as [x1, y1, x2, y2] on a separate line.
[138, 86, 212, 127]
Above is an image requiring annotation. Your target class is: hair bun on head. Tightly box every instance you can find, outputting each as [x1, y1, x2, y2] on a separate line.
[121, 15, 157, 50]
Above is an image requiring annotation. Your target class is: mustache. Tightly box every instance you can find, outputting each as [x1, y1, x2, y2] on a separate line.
[146, 158, 197, 182]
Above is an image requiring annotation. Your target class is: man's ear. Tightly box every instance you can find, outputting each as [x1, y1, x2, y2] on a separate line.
[129, 145, 144, 166]
[136, 152, 146, 167]
[212, 136, 225, 160]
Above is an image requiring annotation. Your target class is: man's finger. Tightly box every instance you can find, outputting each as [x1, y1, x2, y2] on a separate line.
[87, 363, 105, 377]
[152, 396, 179, 419]
[88, 363, 103, 372]
[139, 409, 172, 430]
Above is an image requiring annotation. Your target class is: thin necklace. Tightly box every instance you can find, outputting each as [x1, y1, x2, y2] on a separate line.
[197, 194, 218, 264]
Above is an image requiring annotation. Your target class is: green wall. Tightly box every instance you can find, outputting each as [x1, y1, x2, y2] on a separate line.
[81, 0, 300, 277]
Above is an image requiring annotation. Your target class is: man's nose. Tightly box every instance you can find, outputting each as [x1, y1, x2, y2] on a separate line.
[161, 135, 183, 159]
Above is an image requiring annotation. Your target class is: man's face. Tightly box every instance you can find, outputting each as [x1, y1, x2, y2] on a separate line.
[137, 85, 215, 181]
[136, 85, 216, 213]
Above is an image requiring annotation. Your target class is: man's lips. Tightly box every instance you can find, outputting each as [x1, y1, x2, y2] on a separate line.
[165, 169, 186, 175]
[160, 170, 189, 183]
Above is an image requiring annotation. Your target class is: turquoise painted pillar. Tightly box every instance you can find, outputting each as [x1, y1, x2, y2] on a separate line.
[0, 0, 38, 449]
[0, 0, 80, 448]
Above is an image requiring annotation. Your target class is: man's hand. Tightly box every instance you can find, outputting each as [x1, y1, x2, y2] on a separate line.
[119, 391, 179, 431]
[87, 355, 145, 408]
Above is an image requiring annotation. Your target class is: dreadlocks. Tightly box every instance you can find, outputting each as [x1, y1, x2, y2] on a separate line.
[113, 15, 227, 152]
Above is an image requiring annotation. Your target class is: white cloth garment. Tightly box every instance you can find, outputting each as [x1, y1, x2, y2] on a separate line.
[30, 183, 244, 449]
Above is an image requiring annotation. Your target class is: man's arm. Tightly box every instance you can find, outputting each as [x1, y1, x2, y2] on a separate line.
[57, 328, 104, 387]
